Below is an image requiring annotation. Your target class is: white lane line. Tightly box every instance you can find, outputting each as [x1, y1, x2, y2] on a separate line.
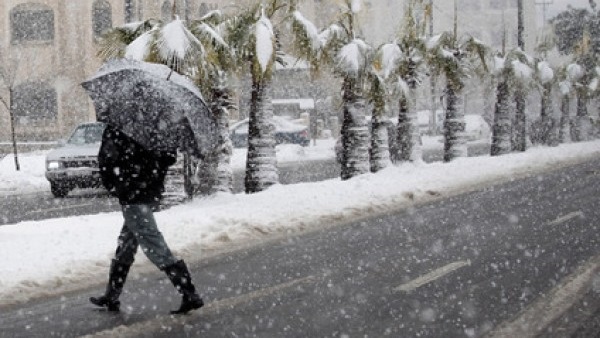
[84, 275, 318, 338]
[393, 260, 471, 293]
[546, 211, 584, 226]
[487, 254, 600, 338]
[26, 203, 96, 215]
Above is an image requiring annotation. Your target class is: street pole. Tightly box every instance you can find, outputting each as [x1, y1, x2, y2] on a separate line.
[517, 0, 524, 50]
[535, 0, 554, 28]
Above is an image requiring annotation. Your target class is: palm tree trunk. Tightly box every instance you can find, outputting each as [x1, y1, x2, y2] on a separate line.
[244, 77, 278, 193]
[8, 89, 20, 171]
[340, 78, 369, 180]
[558, 95, 571, 143]
[370, 107, 390, 173]
[512, 88, 527, 152]
[443, 84, 467, 162]
[540, 82, 558, 146]
[396, 93, 422, 163]
[572, 90, 591, 142]
[491, 78, 512, 156]
[211, 79, 234, 193]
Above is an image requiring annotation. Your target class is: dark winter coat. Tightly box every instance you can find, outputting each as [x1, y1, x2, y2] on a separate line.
[98, 125, 177, 205]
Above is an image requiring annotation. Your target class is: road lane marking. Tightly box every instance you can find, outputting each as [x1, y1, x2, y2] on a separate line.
[26, 203, 96, 215]
[84, 275, 318, 338]
[546, 211, 584, 226]
[486, 254, 600, 338]
[393, 260, 471, 293]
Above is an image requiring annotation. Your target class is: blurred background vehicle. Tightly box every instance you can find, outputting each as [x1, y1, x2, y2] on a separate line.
[230, 116, 310, 148]
[45, 122, 106, 197]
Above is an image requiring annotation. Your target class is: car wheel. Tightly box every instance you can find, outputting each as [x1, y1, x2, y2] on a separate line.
[50, 182, 70, 198]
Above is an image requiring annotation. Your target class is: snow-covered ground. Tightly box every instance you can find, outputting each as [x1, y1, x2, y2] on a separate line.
[1, 139, 599, 307]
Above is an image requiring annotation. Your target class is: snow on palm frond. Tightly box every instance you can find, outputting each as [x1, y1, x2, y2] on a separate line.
[493, 55, 506, 75]
[336, 39, 371, 78]
[255, 12, 275, 74]
[512, 59, 533, 80]
[319, 24, 346, 49]
[198, 10, 223, 25]
[292, 11, 321, 52]
[156, 18, 204, 72]
[537, 61, 554, 84]
[567, 63, 584, 81]
[192, 22, 228, 49]
[373, 43, 402, 79]
[97, 19, 158, 60]
[125, 28, 156, 61]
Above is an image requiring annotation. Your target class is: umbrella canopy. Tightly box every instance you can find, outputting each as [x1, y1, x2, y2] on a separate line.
[81, 58, 217, 157]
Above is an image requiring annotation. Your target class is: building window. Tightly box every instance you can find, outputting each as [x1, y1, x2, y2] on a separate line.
[124, 0, 136, 23]
[12, 82, 58, 123]
[10, 3, 55, 44]
[161, 0, 172, 21]
[92, 0, 112, 39]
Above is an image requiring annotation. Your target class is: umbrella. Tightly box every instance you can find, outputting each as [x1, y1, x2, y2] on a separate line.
[81, 58, 217, 157]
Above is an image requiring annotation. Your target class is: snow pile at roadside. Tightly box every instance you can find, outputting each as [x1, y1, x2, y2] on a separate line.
[0, 151, 50, 195]
[1, 140, 599, 306]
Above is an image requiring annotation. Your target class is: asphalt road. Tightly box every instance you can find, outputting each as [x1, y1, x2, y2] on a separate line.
[1, 156, 598, 337]
[0, 143, 489, 226]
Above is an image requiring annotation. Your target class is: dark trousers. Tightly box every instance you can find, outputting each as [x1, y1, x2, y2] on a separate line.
[113, 204, 178, 269]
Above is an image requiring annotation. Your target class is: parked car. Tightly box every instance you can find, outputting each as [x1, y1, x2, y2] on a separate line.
[45, 122, 106, 197]
[229, 116, 310, 148]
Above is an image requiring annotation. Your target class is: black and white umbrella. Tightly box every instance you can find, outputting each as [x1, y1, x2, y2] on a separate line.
[82, 58, 217, 157]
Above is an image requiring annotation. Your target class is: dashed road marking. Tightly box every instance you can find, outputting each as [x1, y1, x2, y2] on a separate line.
[546, 211, 584, 226]
[393, 260, 472, 293]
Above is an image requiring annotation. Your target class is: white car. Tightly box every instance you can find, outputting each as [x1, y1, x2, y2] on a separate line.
[464, 115, 492, 141]
[45, 122, 105, 197]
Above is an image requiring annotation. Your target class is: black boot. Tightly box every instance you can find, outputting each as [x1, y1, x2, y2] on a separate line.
[90, 259, 131, 312]
[163, 260, 204, 315]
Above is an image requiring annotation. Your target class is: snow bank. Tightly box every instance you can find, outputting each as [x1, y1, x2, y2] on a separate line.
[1, 140, 599, 306]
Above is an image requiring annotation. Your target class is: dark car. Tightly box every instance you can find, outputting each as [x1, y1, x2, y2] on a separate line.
[230, 116, 310, 148]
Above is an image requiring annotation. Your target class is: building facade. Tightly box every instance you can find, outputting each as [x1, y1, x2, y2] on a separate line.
[0, 0, 228, 146]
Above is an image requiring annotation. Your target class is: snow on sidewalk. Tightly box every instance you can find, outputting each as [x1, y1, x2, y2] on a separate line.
[1, 140, 599, 306]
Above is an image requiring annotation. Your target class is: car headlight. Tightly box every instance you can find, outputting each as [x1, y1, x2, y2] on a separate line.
[47, 161, 61, 170]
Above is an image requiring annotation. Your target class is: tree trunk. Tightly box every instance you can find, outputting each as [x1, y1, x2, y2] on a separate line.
[211, 75, 234, 194]
[558, 95, 571, 143]
[396, 95, 411, 162]
[512, 88, 527, 152]
[9, 89, 20, 171]
[443, 84, 467, 162]
[572, 90, 592, 142]
[340, 78, 369, 180]
[370, 107, 390, 173]
[491, 78, 512, 156]
[539, 82, 558, 146]
[244, 77, 278, 193]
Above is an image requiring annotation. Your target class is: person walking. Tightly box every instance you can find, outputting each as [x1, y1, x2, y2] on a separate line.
[90, 124, 204, 315]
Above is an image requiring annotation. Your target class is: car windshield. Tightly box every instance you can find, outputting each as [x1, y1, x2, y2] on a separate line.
[67, 124, 105, 145]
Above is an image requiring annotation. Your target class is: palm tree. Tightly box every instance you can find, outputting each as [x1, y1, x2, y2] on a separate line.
[290, 0, 371, 180]
[557, 65, 574, 143]
[426, 14, 488, 162]
[97, 7, 234, 196]
[490, 49, 532, 156]
[568, 56, 598, 142]
[224, 0, 287, 193]
[535, 60, 559, 146]
[370, 1, 428, 165]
